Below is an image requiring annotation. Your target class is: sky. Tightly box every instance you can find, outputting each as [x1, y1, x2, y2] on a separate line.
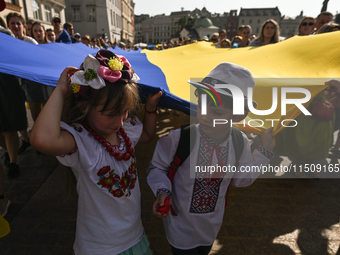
[134, 0, 339, 19]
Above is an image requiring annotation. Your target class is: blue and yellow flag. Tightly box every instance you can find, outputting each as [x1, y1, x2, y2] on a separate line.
[1, 31, 340, 134]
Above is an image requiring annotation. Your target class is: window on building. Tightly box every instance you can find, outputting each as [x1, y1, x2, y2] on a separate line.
[110, 10, 113, 25]
[258, 11, 262, 15]
[265, 11, 269, 15]
[274, 10, 278, 15]
[256, 28, 259, 33]
[44, 4, 51, 22]
[88, 7, 96, 21]
[249, 19, 252, 24]
[249, 11, 253, 16]
[31, 0, 41, 20]
[258, 19, 261, 23]
[54, 8, 60, 18]
[242, 19, 244, 24]
[73, 8, 80, 21]
[116, 13, 119, 27]
[7, 0, 19, 4]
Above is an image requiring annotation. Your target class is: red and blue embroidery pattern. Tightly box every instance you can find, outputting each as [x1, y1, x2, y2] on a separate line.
[130, 116, 138, 126]
[70, 124, 83, 133]
[189, 129, 229, 214]
[256, 144, 274, 159]
[96, 158, 137, 198]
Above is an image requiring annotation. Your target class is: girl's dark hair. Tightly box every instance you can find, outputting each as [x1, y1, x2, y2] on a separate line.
[6, 12, 25, 26]
[62, 79, 139, 124]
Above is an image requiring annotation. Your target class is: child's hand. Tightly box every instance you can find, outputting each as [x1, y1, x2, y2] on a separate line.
[153, 193, 171, 218]
[56, 67, 79, 97]
[325, 80, 340, 108]
[259, 127, 275, 151]
[145, 91, 163, 112]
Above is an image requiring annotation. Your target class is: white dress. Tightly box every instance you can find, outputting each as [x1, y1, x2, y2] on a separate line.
[147, 124, 273, 249]
[57, 116, 144, 255]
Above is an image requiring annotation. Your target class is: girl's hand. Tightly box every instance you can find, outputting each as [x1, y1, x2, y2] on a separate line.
[56, 67, 79, 97]
[145, 91, 163, 112]
[152, 193, 171, 218]
[259, 127, 275, 151]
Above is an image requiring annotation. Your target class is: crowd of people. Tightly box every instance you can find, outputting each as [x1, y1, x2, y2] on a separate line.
[0, 7, 340, 255]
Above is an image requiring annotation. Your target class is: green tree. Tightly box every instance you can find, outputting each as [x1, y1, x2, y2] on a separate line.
[176, 15, 187, 30]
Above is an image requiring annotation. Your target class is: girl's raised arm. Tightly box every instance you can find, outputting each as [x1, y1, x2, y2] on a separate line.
[30, 67, 79, 156]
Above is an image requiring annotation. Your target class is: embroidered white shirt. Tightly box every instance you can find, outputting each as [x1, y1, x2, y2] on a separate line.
[147, 124, 273, 249]
[57, 116, 144, 255]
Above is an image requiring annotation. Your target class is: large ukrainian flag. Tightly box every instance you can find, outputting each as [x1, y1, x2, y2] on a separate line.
[0, 31, 340, 135]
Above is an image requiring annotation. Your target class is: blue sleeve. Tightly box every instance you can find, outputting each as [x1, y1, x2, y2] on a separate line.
[249, 40, 260, 47]
[57, 29, 72, 44]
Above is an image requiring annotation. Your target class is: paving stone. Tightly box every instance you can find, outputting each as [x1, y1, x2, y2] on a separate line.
[1, 112, 340, 254]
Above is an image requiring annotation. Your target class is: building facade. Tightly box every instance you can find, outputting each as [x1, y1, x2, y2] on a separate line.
[1, 0, 66, 30]
[134, 14, 148, 43]
[140, 17, 153, 44]
[121, 0, 133, 43]
[152, 14, 171, 44]
[238, 7, 281, 36]
[193, 17, 218, 39]
[210, 12, 229, 31]
[65, 0, 134, 43]
[169, 9, 190, 38]
[226, 9, 238, 40]
[280, 11, 304, 38]
[134, 6, 309, 44]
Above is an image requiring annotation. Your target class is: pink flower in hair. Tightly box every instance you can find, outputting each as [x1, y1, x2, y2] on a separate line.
[95, 50, 133, 84]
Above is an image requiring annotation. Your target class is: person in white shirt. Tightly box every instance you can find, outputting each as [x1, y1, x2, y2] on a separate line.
[147, 62, 275, 255]
[30, 50, 162, 255]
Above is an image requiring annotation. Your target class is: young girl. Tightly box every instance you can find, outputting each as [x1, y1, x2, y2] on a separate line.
[31, 21, 49, 44]
[30, 50, 162, 255]
[249, 19, 280, 47]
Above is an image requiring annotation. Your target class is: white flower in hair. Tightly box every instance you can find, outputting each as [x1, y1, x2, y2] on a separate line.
[131, 72, 140, 83]
[71, 54, 106, 89]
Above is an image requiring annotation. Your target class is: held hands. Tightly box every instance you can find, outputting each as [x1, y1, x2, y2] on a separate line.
[56, 67, 79, 97]
[259, 127, 275, 151]
[145, 91, 163, 112]
[153, 193, 171, 218]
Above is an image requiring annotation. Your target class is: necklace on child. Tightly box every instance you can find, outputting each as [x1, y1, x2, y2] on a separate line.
[82, 122, 135, 161]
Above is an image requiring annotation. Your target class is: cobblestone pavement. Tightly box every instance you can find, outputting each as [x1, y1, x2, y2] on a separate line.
[0, 110, 340, 255]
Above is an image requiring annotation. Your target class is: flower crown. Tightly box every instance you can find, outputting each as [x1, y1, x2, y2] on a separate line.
[71, 50, 140, 99]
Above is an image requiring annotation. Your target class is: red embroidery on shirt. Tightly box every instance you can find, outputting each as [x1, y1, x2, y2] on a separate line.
[130, 116, 137, 126]
[189, 128, 229, 214]
[96, 160, 138, 198]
